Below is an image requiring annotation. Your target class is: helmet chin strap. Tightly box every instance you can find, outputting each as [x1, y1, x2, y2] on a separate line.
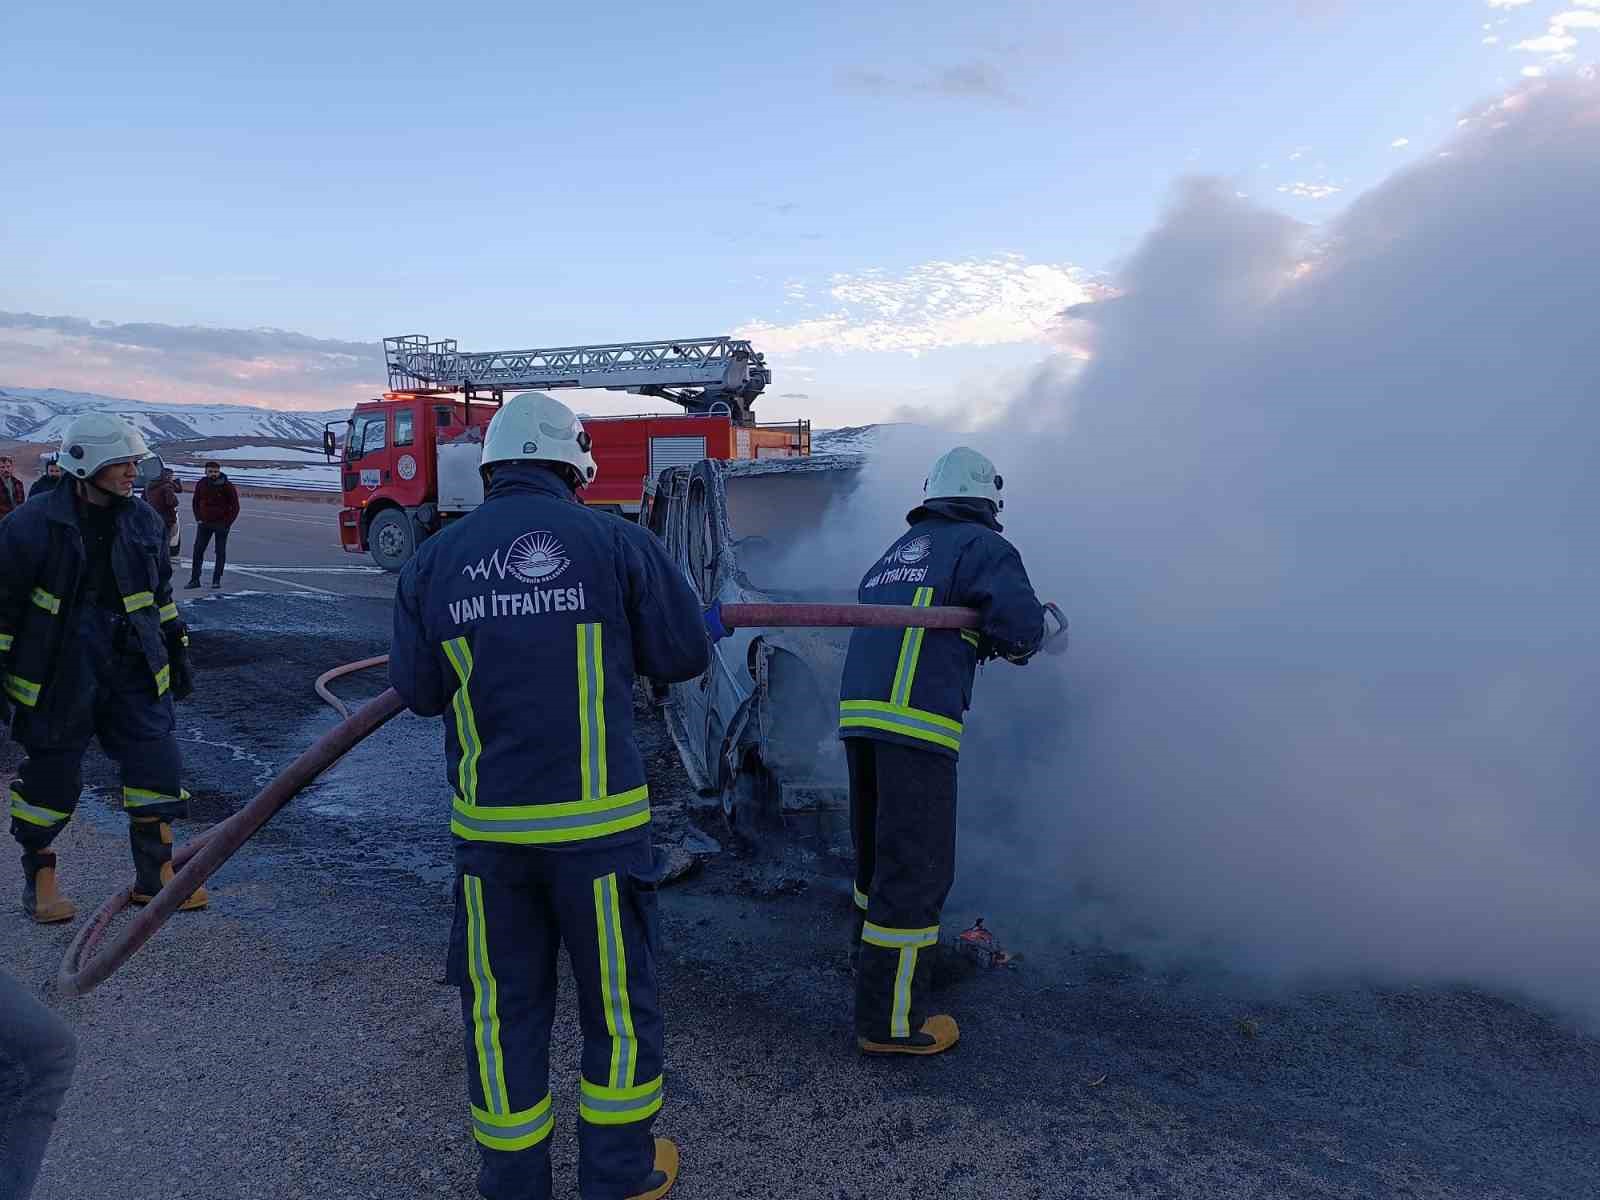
[77, 464, 134, 506]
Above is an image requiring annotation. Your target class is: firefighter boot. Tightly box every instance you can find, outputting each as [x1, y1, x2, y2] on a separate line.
[22, 851, 77, 924]
[625, 1138, 680, 1200]
[858, 1014, 961, 1057]
[128, 818, 208, 910]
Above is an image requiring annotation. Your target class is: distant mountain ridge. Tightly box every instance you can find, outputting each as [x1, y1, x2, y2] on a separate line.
[0, 387, 347, 444]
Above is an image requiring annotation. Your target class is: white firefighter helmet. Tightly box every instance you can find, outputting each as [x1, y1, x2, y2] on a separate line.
[59, 412, 153, 481]
[481, 392, 598, 486]
[924, 445, 1004, 511]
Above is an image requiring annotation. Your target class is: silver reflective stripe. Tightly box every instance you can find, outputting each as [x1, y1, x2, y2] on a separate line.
[452, 794, 650, 838]
[472, 1105, 553, 1143]
[598, 874, 636, 1087]
[578, 623, 606, 801]
[582, 1079, 662, 1115]
[862, 921, 939, 948]
[464, 876, 508, 1115]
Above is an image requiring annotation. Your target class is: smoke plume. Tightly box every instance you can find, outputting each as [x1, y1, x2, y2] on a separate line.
[804, 77, 1600, 1020]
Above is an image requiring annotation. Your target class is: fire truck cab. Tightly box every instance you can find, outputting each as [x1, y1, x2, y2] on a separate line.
[332, 334, 808, 571]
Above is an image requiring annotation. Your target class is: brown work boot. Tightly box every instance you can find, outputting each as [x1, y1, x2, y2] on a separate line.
[625, 1138, 680, 1200]
[22, 850, 77, 924]
[858, 1014, 961, 1057]
[128, 818, 208, 911]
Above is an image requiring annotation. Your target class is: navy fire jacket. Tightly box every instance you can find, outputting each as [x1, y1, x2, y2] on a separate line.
[838, 499, 1044, 759]
[389, 464, 710, 848]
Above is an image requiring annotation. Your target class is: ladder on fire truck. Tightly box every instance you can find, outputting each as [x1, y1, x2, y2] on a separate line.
[384, 334, 771, 423]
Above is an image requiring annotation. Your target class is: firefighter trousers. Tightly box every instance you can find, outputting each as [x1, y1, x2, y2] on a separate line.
[448, 838, 665, 1200]
[8, 609, 185, 854]
[846, 738, 958, 1041]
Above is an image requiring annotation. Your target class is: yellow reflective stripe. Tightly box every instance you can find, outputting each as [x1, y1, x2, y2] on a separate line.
[123, 786, 189, 809]
[443, 638, 482, 807]
[594, 872, 638, 1090]
[889, 587, 934, 708]
[891, 946, 920, 1038]
[30, 588, 60, 614]
[577, 623, 607, 802]
[961, 629, 980, 649]
[153, 664, 171, 696]
[853, 885, 869, 912]
[9, 790, 70, 828]
[579, 1075, 663, 1126]
[862, 921, 940, 949]
[0, 631, 13, 651]
[839, 699, 963, 751]
[3, 674, 41, 707]
[463, 875, 511, 1118]
[158, 602, 180, 623]
[122, 591, 154, 614]
[450, 786, 650, 845]
[471, 1095, 554, 1151]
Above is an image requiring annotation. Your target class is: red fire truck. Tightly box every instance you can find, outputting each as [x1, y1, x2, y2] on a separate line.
[328, 334, 809, 570]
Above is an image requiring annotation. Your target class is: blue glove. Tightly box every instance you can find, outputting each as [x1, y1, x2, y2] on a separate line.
[703, 601, 730, 644]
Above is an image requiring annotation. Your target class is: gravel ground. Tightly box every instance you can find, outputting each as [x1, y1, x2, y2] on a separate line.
[3, 591, 1598, 1199]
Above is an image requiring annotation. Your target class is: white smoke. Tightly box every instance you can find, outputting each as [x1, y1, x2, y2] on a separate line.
[805, 77, 1600, 1021]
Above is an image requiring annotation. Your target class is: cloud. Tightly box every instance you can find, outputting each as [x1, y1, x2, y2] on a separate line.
[1276, 181, 1343, 198]
[1523, 65, 1547, 76]
[1552, 9, 1600, 29]
[1514, 32, 1579, 53]
[1483, 34, 1501, 43]
[1484, 0, 1533, 8]
[777, 392, 811, 400]
[736, 256, 1097, 356]
[1390, 136, 1411, 147]
[836, 60, 1022, 106]
[0, 312, 382, 410]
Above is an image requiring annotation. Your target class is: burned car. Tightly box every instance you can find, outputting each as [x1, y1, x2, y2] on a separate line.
[642, 448, 868, 847]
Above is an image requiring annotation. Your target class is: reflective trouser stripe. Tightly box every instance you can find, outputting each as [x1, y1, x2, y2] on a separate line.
[450, 788, 650, 845]
[30, 587, 60, 614]
[593, 873, 637, 1090]
[889, 586, 934, 708]
[472, 1095, 554, 1152]
[123, 786, 189, 810]
[577, 623, 607, 802]
[122, 591, 154, 614]
[579, 1075, 663, 1126]
[158, 603, 179, 623]
[9, 790, 69, 828]
[862, 922, 940, 949]
[862, 923, 939, 1039]
[3, 674, 41, 707]
[839, 700, 963, 752]
[961, 629, 980, 649]
[463, 875, 511, 1118]
[0, 631, 12, 652]
[154, 665, 170, 696]
[853, 885, 869, 912]
[443, 638, 482, 808]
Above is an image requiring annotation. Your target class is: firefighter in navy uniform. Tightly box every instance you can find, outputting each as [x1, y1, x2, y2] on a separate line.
[839, 447, 1044, 1055]
[2, 413, 202, 924]
[389, 393, 709, 1200]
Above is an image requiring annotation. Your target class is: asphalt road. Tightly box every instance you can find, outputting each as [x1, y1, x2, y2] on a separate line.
[178, 494, 397, 601]
[2, 556, 1598, 1196]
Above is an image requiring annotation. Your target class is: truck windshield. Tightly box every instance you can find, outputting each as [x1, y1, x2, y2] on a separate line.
[346, 413, 388, 461]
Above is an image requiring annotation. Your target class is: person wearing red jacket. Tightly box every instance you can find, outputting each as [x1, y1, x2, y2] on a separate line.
[186, 461, 240, 590]
[0, 452, 25, 517]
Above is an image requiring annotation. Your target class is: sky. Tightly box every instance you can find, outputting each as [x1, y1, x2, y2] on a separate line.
[1, 0, 1595, 426]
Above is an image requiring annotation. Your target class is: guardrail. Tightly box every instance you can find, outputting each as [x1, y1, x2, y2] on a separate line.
[166, 465, 337, 493]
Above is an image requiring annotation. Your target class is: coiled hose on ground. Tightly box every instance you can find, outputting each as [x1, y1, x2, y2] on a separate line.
[54, 602, 1011, 996]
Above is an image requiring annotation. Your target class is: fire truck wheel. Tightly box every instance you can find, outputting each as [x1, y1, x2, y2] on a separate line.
[368, 507, 415, 573]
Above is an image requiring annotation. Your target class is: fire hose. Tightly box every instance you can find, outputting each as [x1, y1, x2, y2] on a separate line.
[55, 601, 1063, 996]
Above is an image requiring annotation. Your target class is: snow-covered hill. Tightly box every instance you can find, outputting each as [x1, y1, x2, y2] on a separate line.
[0, 387, 348, 444]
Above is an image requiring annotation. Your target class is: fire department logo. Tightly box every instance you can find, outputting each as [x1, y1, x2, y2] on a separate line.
[397, 454, 417, 481]
[890, 535, 933, 566]
[506, 531, 570, 584]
